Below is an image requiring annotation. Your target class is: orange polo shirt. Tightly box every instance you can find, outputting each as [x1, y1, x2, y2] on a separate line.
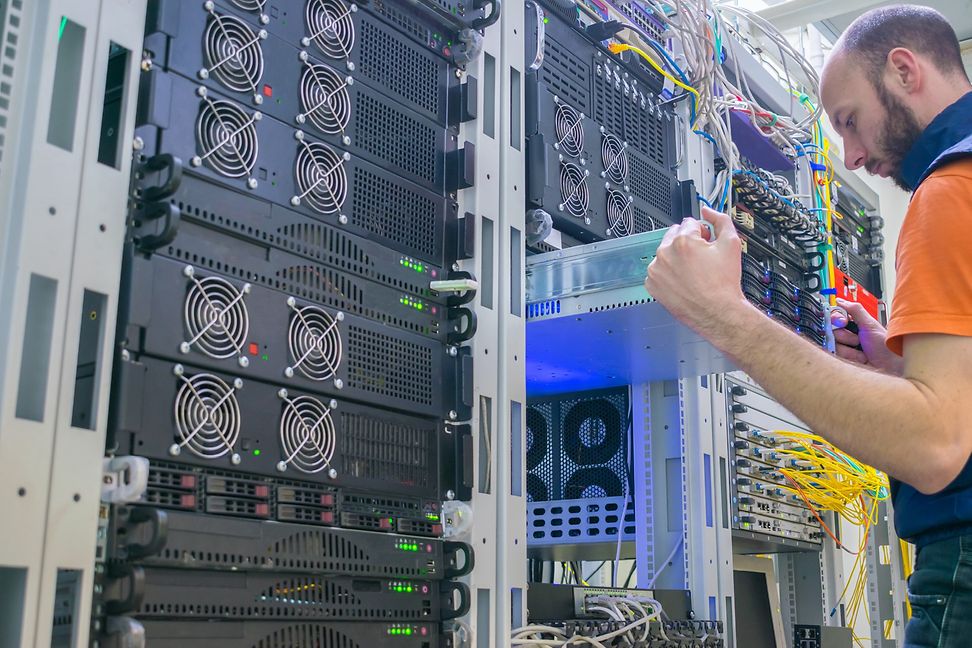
[886, 158, 972, 355]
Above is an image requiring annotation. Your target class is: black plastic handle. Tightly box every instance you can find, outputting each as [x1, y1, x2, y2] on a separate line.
[125, 506, 169, 560]
[140, 154, 183, 202]
[440, 581, 471, 621]
[447, 307, 477, 345]
[443, 541, 475, 579]
[105, 564, 145, 615]
[136, 202, 181, 251]
[472, 0, 501, 30]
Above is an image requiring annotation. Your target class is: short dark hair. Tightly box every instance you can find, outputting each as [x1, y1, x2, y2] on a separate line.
[837, 5, 966, 85]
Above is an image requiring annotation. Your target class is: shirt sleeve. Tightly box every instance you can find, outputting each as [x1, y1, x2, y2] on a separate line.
[886, 165, 972, 355]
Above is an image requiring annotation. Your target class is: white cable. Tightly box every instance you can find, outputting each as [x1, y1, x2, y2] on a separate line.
[647, 537, 684, 589]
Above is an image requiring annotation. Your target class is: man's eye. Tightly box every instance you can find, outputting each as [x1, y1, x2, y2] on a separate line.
[846, 117, 854, 129]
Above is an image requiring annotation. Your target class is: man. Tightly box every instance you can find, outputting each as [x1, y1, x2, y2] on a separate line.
[644, 5, 972, 646]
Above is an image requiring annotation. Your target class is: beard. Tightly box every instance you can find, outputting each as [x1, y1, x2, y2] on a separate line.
[874, 83, 924, 191]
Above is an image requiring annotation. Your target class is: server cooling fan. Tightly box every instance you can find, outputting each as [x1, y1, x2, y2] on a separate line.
[277, 391, 337, 474]
[227, 0, 269, 24]
[561, 398, 624, 499]
[303, 0, 356, 60]
[554, 101, 585, 158]
[201, 5, 266, 102]
[600, 133, 628, 185]
[192, 95, 260, 181]
[171, 369, 243, 463]
[181, 265, 251, 364]
[297, 61, 352, 135]
[285, 300, 344, 381]
[292, 138, 349, 214]
[563, 467, 623, 499]
[559, 162, 589, 218]
[606, 190, 633, 238]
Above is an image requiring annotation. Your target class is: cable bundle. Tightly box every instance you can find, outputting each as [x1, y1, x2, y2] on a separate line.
[511, 595, 665, 647]
[733, 170, 825, 243]
[772, 430, 890, 647]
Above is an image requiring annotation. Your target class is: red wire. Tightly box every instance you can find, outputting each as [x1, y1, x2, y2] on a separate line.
[784, 473, 863, 555]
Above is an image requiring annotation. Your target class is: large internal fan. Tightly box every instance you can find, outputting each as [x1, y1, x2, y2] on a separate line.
[291, 137, 349, 214]
[526, 407, 549, 472]
[527, 474, 550, 503]
[181, 265, 251, 365]
[171, 368, 243, 463]
[285, 298, 343, 382]
[606, 190, 633, 238]
[297, 61, 352, 135]
[192, 93, 260, 183]
[563, 466, 623, 499]
[277, 390, 337, 474]
[559, 162, 589, 218]
[554, 102, 585, 158]
[303, 0, 356, 61]
[600, 133, 628, 185]
[562, 398, 623, 466]
[201, 5, 266, 102]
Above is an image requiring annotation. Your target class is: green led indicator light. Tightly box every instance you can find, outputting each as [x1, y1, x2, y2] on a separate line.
[253, 449, 261, 456]
[406, 629, 413, 636]
[415, 264, 424, 272]
[416, 304, 423, 311]
[261, 354, 269, 361]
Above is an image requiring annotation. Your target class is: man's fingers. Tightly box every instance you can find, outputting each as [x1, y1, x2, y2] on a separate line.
[659, 223, 680, 248]
[677, 217, 704, 239]
[833, 328, 860, 346]
[835, 298, 878, 328]
[700, 206, 737, 244]
[835, 344, 869, 365]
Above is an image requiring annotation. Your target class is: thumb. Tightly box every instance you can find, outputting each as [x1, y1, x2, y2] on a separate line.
[700, 206, 736, 243]
[836, 298, 879, 330]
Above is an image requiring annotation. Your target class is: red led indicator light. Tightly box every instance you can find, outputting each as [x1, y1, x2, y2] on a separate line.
[263, 84, 273, 97]
[249, 342, 259, 355]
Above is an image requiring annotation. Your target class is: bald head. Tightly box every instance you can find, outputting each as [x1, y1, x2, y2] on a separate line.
[831, 5, 966, 86]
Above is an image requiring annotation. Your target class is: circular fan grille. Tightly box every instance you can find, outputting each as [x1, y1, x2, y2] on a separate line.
[287, 304, 343, 380]
[294, 141, 348, 214]
[559, 163, 589, 218]
[229, 0, 267, 13]
[299, 63, 351, 135]
[562, 398, 622, 466]
[606, 191, 633, 238]
[601, 134, 628, 184]
[526, 407, 549, 471]
[174, 373, 242, 459]
[279, 394, 336, 473]
[184, 274, 250, 359]
[527, 474, 550, 503]
[195, 98, 258, 178]
[304, 0, 355, 60]
[203, 12, 264, 94]
[554, 102, 584, 158]
[564, 467, 623, 499]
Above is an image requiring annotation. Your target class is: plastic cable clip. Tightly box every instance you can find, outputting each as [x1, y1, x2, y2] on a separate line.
[102, 456, 150, 504]
[430, 279, 480, 294]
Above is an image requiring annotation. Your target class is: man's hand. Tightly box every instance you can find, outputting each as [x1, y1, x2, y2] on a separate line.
[644, 206, 752, 336]
[832, 298, 904, 375]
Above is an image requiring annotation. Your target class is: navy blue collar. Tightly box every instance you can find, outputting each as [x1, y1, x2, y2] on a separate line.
[900, 91, 972, 191]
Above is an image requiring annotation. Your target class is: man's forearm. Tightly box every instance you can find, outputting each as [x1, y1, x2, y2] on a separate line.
[705, 300, 948, 492]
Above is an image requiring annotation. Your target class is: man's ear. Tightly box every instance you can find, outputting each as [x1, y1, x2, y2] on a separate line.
[886, 47, 922, 94]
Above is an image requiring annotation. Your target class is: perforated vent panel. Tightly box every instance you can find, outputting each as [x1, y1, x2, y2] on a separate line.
[633, 205, 658, 233]
[624, 101, 667, 166]
[526, 403, 553, 502]
[165, 244, 429, 336]
[347, 326, 433, 406]
[354, 94, 438, 185]
[358, 21, 440, 120]
[593, 72, 624, 139]
[0, 0, 23, 172]
[368, 0, 428, 43]
[351, 167, 439, 259]
[253, 624, 361, 648]
[539, 37, 591, 113]
[340, 412, 435, 489]
[629, 152, 672, 217]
